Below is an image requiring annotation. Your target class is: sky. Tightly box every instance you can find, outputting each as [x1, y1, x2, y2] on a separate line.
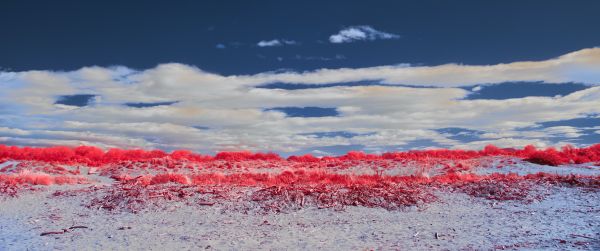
[1, 0, 599, 155]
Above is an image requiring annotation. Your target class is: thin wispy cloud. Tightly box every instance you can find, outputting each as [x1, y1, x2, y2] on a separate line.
[257, 39, 297, 47]
[329, 25, 400, 43]
[294, 54, 346, 61]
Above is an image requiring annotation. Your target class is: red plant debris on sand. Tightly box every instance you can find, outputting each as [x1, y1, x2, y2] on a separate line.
[2, 144, 600, 211]
[86, 183, 199, 213]
[73, 172, 600, 213]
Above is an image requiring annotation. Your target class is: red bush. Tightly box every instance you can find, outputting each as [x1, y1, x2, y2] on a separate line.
[287, 154, 319, 162]
[150, 173, 190, 185]
[525, 148, 569, 166]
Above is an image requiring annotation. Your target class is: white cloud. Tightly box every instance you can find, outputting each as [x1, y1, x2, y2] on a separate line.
[329, 26, 400, 43]
[541, 126, 583, 138]
[450, 138, 552, 150]
[479, 126, 583, 139]
[1, 48, 600, 153]
[257, 39, 281, 47]
[0, 127, 30, 136]
[257, 39, 297, 47]
[245, 48, 600, 87]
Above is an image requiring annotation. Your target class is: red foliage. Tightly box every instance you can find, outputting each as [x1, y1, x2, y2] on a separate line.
[482, 144, 503, 155]
[215, 151, 281, 161]
[4, 143, 598, 212]
[72, 171, 600, 213]
[1, 143, 600, 167]
[150, 173, 190, 185]
[0, 173, 88, 186]
[104, 170, 599, 192]
[525, 148, 568, 166]
[287, 154, 320, 162]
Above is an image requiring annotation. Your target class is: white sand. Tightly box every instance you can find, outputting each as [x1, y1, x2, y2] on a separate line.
[1, 186, 599, 250]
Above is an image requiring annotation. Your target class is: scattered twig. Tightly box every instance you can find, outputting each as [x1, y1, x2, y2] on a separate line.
[570, 234, 598, 240]
[199, 201, 215, 206]
[40, 229, 67, 236]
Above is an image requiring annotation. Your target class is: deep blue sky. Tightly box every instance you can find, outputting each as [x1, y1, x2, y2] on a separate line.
[2, 0, 600, 74]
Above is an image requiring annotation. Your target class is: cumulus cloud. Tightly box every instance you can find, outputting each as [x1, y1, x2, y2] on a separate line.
[257, 39, 297, 47]
[329, 26, 400, 43]
[1, 48, 600, 153]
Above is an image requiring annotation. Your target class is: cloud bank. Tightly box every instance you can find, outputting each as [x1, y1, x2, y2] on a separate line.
[0, 48, 599, 154]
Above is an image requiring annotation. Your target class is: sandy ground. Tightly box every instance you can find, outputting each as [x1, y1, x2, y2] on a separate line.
[1, 185, 599, 250]
[2, 159, 600, 250]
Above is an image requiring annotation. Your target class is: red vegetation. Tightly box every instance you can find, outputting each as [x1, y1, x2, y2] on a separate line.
[149, 173, 190, 185]
[0, 172, 88, 197]
[0, 173, 88, 186]
[1, 144, 599, 167]
[250, 182, 435, 211]
[2, 144, 600, 212]
[215, 151, 281, 161]
[106, 171, 600, 190]
[75, 171, 600, 213]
